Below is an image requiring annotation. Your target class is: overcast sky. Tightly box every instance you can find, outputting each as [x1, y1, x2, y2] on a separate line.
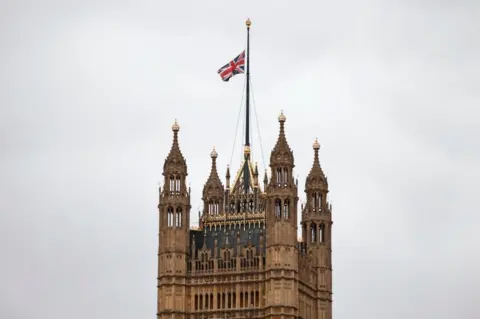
[1, 1, 479, 318]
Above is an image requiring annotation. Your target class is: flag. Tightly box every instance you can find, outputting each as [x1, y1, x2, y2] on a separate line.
[217, 51, 245, 82]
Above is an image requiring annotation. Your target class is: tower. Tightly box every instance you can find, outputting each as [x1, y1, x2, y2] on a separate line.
[264, 111, 299, 318]
[154, 19, 335, 319]
[302, 138, 333, 319]
[157, 120, 190, 319]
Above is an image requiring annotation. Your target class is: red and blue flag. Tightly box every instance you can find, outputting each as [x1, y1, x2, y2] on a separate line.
[217, 51, 245, 82]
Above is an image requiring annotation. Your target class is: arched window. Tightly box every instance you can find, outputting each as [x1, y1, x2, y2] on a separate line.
[167, 206, 174, 227]
[317, 192, 322, 211]
[319, 223, 325, 243]
[175, 207, 182, 227]
[275, 199, 281, 218]
[276, 168, 281, 186]
[283, 168, 288, 187]
[311, 223, 317, 242]
[210, 293, 213, 310]
[208, 200, 213, 215]
[199, 294, 203, 310]
[283, 199, 290, 219]
[175, 176, 180, 193]
[195, 294, 198, 310]
[169, 175, 174, 192]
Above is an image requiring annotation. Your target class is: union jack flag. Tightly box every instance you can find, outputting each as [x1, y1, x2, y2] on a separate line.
[217, 51, 245, 82]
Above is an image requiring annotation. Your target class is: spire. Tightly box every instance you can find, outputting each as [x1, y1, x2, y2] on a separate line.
[305, 137, 327, 189]
[226, 165, 231, 189]
[203, 146, 225, 199]
[263, 170, 268, 189]
[270, 110, 294, 166]
[163, 119, 187, 174]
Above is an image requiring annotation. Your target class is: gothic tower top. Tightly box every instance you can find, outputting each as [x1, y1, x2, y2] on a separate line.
[163, 119, 187, 176]
[305, 137, 328, 191]
[270, 110, 294, 168]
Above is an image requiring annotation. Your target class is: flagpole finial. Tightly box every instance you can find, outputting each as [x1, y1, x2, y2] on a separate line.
[246, 18, 251, 28]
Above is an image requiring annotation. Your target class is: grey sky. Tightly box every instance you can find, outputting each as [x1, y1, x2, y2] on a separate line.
[1, 1, 479, 318]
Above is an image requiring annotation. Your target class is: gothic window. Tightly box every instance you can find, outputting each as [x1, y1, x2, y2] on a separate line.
[276, 168, 282, 187]
[175, 207, 182, 227]
[167, 206, 174, 227]
[222, 293, 226, 309]
[228, 292, 232, 308]
[275, 199, 281, 218]
[255, 290, 259, 307]
[240, 291, 244, 307]
[250, 291, 255, 307]
[199, 294, 203, 310]
[244, 291, 248, 307]
[311, 223, 317, 242]
[217, 293, 221, 309]
[283, 199, 290, 219]
[233, 292, 236, 308]
[319, 223, 325, 243]
[210, 293, 213, 309]
[205, 293, 208, 309]
[169, 175, 174, 192]
[317, 192, 322, 211]
[283, 168, 288, 187]
[175, 176, 180, 193]
[195, 294, 198, 310]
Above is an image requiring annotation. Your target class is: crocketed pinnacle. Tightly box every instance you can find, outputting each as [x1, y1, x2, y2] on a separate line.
[270, 110, 294, 165]
[203, 146, 224, 196]
[163, 119, 186, 173]
[306, 137, 327, 189]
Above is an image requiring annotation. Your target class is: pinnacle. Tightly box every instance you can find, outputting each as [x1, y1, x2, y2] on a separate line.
[270, 110, 294, 165]
[163, 119, 186, 173]
[203, 147, 224, 196]
[305, 137, 327, 188]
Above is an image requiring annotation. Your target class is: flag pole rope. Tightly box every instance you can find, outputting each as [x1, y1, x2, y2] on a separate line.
[250, 76, 267, 173]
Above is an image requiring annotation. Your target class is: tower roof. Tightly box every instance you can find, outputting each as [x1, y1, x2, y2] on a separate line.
[202, 147, 224, 198]
[163, 119, 187, 175]
[305, 137, 327, 190]
[270, 110, 294, 167]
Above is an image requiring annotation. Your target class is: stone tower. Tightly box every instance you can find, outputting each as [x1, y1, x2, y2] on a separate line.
[302, 138, 333, 319]
[264, 111, 299, 318]
[157, 120, 190, 319]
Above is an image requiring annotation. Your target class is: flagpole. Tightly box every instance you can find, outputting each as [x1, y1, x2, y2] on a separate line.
[243, 18, 252, 194]
[245, 18, 251, 148]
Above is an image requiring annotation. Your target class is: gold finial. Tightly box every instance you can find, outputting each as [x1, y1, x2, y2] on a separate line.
[172, 119, 180, 132]
[278, 110, 286, 122]
[211, 146, 218, 158]
[313, 137, 320, 150]
[244, 145, 251, 156]
[246, 18, 251, 28]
